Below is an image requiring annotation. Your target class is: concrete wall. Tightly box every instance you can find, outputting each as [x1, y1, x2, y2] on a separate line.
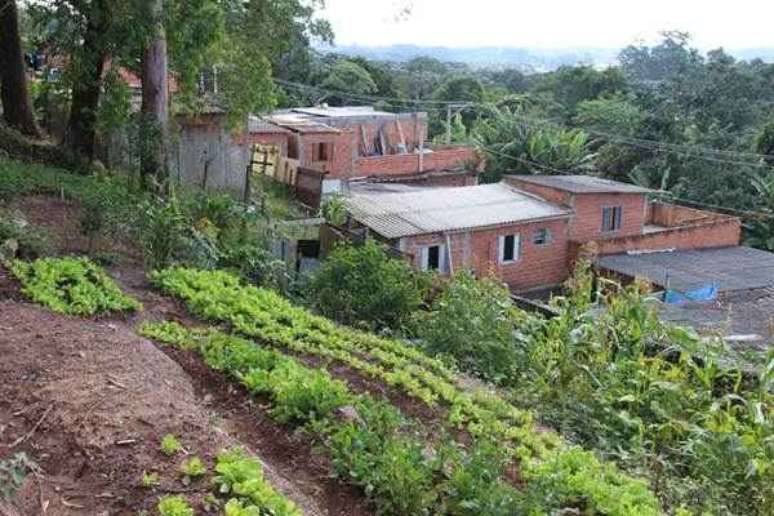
[399, 216, 571, 291]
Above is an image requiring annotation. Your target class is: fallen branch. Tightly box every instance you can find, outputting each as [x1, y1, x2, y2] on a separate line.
[6, 404, 53, 448]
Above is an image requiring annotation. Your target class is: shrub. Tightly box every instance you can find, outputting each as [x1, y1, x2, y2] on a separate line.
[10, 257, 141, 315]
[157, 495, 194, 516]
[416, 271, 522, 384]
[160, 434, 183, 456]
[309, 239, 429, 330]
[0, 210, 51, 261]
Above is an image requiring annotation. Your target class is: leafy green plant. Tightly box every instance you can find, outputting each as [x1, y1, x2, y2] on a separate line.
[308, 239, 430, 330]
[0, 453, 38, 499]
[160, 434, 183, 456]
[10, 257, 141, 315]
[214, 448, 301, 516]
[140, 470, 160, 488]
[157, 495, 194, 516]
[178, 456, 206, 483]
[415, 271, 522, 384]
[0, 210, 51, 262]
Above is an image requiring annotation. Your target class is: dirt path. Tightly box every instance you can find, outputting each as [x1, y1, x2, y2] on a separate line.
[0, 298, 367, 515]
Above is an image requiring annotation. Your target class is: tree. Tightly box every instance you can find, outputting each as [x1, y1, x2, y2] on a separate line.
[472, 105, 593, 180]
[415, 271, 521, 384]
[755, 121, 774, 166]
[309, 239, 429, 331]
[140, 0, 169, 189]
[319, 60, 377, 104]
[0, 0, 41, 137]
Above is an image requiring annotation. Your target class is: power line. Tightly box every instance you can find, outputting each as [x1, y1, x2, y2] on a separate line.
[274, 78, 774, 167]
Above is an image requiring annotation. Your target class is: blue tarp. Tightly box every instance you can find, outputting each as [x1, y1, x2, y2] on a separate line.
[664, 284, 719, 305]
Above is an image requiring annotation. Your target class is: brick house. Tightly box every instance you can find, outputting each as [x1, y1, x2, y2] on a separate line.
[246, 106, 479, 201]
[343, 175, 742, 292]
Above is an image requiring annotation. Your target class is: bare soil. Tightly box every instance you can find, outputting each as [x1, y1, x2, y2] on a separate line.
[0, 194, 372, 515]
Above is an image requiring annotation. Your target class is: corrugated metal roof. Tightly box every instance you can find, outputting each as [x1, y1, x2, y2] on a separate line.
[345, 183, 572, 239]
[511, 175, 653, 194]
[248, 117, 291, 134]
[595, 246, 774, 292]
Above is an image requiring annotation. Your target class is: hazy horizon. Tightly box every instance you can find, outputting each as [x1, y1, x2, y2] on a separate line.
[322, 1, 774, 51]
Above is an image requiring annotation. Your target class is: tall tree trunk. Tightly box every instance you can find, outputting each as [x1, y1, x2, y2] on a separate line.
[140, 0, 168, 190]
[0, 0, 41, 137]
[64, 0, 110, 164]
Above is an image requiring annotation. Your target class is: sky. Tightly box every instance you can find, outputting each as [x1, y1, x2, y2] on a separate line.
[322, 0, 774, 50]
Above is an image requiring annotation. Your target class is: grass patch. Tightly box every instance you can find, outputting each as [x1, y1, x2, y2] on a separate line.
[10, 257, 141, 316]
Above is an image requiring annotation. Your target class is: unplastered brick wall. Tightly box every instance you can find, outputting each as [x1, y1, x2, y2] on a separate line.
[568, 193, 647, 242]
[354, 146, 476, 177]
[399, 216, 571, 291]
[578, 218, 742, 259]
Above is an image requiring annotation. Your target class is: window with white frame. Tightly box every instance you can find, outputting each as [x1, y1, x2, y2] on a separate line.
[498, 233, 521, 263]
[419, 244, 448, 273]
[601, 206, 623, 232]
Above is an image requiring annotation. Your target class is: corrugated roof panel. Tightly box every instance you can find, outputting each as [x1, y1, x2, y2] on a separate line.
[345, 183, 571, 239]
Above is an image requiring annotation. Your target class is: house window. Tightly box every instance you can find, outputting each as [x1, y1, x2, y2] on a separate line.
[420, 244, 447, 273]
[602, 206, 623, 232]
[499, 233, 521, 264]
[314, 142, 332, 162]
[533, 228, 552, 246]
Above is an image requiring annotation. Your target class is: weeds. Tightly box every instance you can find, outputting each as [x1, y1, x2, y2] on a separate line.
[0, 453, 38, 499]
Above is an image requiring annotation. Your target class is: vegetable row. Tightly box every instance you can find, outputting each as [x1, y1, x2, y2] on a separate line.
[149, 268, 660, 515]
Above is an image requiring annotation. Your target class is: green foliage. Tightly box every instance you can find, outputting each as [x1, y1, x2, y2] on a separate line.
[178, 456, 207, 481]
[755, 121, 774, 165]
[214, 448, 301, 516]
[0, 210, 51, 262]
[10, 257, 141, 316]
[320, 60, 378, 102]
[575, 95, 643, 136]
[415, 271, 521, 385]
[508, 264, 774, 514]
[320, 195, 347, 226]
[309, 240, 430, 330]
[473, 105, 593, 180]
[160, 434, 183, 456]
[157, 495, 194, 516]
[148, 268, 661, 515]
[0, 453, 38, 499]
[140, 471, 160, 488]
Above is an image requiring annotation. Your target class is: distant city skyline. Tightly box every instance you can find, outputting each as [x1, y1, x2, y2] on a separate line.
[322, 0, 774, 51]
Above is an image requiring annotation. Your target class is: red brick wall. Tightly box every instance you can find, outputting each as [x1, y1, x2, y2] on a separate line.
[354, 146, 476, 178]
[576, 218, 741, 259]
[296, 131, 355, 178]
[329, 115, 428, 155]
[504, 177, 574, 206]
[238, 132, 290, 156]
[568, 193, 647, 241]
[400, 217, 571, 291]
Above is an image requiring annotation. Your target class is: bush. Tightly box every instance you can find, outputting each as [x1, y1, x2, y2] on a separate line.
[416, 271, 522, 384]
[309, 240, 429, 330]
[10, 257, 141, 315]
[0, 210, 51, 261]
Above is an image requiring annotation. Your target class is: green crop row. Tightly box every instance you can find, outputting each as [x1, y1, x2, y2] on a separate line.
[11, 257, 141, 315]
[149, 268, 660, 515]
[214, 447, 301, 516]
[141, 321, 524, 515]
